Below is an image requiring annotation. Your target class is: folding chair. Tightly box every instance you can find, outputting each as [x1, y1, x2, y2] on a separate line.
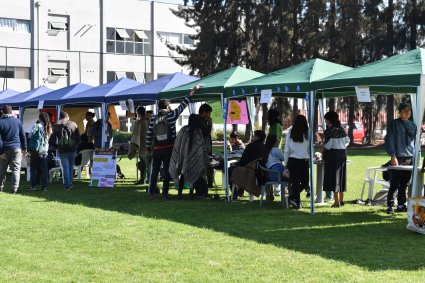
[257, 162, 288, 208]
[75, 149, 94, 180]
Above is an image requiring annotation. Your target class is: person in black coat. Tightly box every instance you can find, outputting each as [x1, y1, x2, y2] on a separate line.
[228, 130, 266, 199]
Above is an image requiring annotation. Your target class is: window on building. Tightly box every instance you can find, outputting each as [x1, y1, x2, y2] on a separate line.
[107, 71, 151, 83]
[0, 17, 31, 32]
[0, 66, 30, 79]
[106, 27, 152, 55]
[158, 32, 195, 46]
[0, 66, 14, 78]
[48, 68, 68, 77]
[48, 21, 68, 31]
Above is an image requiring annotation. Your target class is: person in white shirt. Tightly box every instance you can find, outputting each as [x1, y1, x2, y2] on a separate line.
[262, 134, 287, 199]
[284, 115, 309, 209]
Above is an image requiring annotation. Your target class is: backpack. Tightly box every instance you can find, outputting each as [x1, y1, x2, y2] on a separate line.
[153, 115, 170, 145]
[28, 125, 45, 154]
[58, 122, 75, 151]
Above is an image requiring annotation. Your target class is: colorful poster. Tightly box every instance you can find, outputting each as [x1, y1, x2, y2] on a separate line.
[90, 148, 117, 188]
[226, 100, 249, 124]
[209, 101, 223, 124]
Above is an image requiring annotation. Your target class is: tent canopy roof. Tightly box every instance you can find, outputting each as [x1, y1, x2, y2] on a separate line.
[0, 89, 20, 101]
[0, 86, 52, 106]
[61, 78, 141, 104]
[224, 59, 352, 98]
[21, 83, 93, 107]
[159, 66, 263, 100]
[313, 48, 425, 96]
[106, 73, 198, 103]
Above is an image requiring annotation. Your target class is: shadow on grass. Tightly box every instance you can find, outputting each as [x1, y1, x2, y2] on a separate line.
[19, 180, 425, 272]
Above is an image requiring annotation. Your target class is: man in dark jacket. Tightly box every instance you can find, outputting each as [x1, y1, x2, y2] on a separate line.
[228, 130, 266, 199]
[146, 84, 200, 199]
[50, 111, 80, 190]
[0, 105, 27, 194]
[385, 102, 417, 214]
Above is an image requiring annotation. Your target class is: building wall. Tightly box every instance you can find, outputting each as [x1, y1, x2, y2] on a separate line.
[0, 0, 195, 93]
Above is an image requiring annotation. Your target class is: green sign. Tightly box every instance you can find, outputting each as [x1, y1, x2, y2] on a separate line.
[209, 101, 223, 124]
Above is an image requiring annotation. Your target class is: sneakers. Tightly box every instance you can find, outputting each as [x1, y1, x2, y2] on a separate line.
[42, 187, 48, 192]
[396, 205, 407, 212]
[289, 199, 301, 209]
[28, 187, 37, 191]
[386, 206, 395, 214]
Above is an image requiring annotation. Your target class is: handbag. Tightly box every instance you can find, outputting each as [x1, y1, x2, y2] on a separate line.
[230, 159, 262, 197]
[382, 160, 391, 181]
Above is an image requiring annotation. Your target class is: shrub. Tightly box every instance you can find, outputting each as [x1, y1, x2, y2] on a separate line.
[112, 131, 132, 144]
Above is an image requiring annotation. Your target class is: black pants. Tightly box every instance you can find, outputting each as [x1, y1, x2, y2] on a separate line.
[287, 158, 309, 205]
[387, 167, 411, 207]
[148, 148, 172, 195]
[30, 154, 48, 188]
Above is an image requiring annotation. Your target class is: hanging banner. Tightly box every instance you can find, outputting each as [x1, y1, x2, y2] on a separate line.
[355, 86, 371, 102]
[226, 100, 249, 124]
[209, 101, 223, 124]
[260, 89, 272, 104]
[37, 100, 44, 109]
[90, 148, 117, 188]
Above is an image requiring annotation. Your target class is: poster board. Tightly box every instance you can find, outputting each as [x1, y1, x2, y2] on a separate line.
[407, 197, 425, 235]
[90, 148, 117, 188]
[226, 100, 249, 124]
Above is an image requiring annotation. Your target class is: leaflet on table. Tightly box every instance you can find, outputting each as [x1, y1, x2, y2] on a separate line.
[90, 148, 117, 188]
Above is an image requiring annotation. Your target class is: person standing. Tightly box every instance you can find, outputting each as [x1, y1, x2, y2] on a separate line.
[129, 106, 149, 185]
[92, 112, 113, 148]
[84, 111, 96, 143]
[146, 84, 200, 199]
[284, 115, 309, 209]
[385, 102, 417, 214]
[322, 111, 350, 208]
[50, 111, 80, 190]
[198, 104, 214, 190]
[0, 105, 27, 194]
[267, 109, 283, 148]
[28, 112, 52, 192]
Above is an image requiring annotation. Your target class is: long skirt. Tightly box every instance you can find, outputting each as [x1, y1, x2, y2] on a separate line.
[323, 149, 347, 192]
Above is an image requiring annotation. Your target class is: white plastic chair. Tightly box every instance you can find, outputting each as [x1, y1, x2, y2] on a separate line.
[21, 155, 31, 182]
[75, 149, 94, 180]
[49, 157, 63, 183]
[360, 166, 390, 201]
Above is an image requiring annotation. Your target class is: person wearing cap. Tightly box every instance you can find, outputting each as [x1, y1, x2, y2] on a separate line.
[128, 106, 149, 184]
[384, 102, 417, 214]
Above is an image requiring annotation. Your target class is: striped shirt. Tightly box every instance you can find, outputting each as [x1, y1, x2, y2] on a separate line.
[146, 96, 190, 151]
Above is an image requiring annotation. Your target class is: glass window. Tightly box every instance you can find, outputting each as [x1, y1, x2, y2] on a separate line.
[183, 34, 194, 45]
[0, 66, 14, 78]
[107, 71, 116, 83]
[14, 67, 30, 79]
[106, 28, 115, 40]
[106, 41, 115, 53]
[116, 41, 125, 53]
[125, 42, 134, 54]
[168, 33, 181, 44]
[143, 43, 152, 56]
[135, 43, 143, 55]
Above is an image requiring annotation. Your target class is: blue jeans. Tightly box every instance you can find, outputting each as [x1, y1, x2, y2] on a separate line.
[59, 151, 76, 189]
[268, 163, 285, 182]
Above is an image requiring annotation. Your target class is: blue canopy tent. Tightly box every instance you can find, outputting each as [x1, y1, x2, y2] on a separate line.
[60, 78, 141, 147]
[0, 86, 53, 122]
[105, 73, 198, 104]
[0, 89, 20, 99]
[19, 83, 93, 107]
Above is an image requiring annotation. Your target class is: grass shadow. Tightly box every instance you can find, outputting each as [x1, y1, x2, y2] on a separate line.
[16, 179, 425, 272]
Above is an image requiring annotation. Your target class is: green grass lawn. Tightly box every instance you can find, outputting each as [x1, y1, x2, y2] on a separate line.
[0, 148, 424, 282]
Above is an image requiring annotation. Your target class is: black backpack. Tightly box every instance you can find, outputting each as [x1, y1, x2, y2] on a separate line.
[58, 122, 75, 151]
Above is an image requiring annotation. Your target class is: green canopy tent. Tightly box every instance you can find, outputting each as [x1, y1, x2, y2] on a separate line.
[225, 59, 352, 214]
[160, 66, 264, 200]
[312, 48, 425, 198]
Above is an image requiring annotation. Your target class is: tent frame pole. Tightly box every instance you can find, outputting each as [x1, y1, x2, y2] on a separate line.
[222, 94, 230, 202]
[309, 92, 315, 215]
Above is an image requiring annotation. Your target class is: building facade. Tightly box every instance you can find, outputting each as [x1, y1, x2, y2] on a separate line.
[0, 0, 194, 92]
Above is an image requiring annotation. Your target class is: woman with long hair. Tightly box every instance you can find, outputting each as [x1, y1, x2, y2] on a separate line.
[28, 112, 52, 191]
[169, 114, 209, 198]
[322, 111, 350, 208]
[262, 134, 287, 199]
[284, 115, 309, 209]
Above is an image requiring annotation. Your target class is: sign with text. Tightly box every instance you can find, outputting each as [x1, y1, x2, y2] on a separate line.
[226, 100, 249, 124]
[90, 148, 117, 188]
[260, 89, 272, 104]
[355, 86, 371, 102]
[37, 100, 44, 109]
[119, 100, 128, 111]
